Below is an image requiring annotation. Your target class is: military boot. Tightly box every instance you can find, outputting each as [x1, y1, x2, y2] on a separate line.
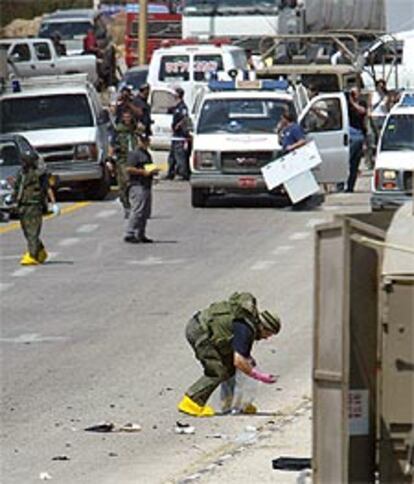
[37, 248, 48, 264]
[20, 252, 39, 266]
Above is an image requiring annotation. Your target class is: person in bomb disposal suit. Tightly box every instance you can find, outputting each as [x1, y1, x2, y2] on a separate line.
[12, 151, 60, 265]
[178, 292, 281, 417]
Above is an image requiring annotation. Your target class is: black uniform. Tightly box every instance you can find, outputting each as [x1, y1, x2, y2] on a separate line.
[167, 100, 190, 180]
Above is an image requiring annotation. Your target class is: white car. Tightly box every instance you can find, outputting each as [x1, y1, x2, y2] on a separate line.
[190, 79, 350, 207]
[371, 93, 414, 211]
[0, 74, 111, 200]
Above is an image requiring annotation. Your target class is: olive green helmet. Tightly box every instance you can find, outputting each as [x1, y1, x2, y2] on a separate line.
[259, 310, 281, 334]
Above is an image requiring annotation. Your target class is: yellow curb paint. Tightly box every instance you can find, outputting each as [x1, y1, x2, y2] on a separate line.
[0, 202, 92, 235]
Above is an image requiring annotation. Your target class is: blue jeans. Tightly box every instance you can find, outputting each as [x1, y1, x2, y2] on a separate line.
[346, 127, 364, 192]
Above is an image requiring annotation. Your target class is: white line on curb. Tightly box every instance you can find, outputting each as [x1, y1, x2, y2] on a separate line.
[76, 224, 99, 234]
[289, 232, 310, 241]
[272, 245, 293, 255]
[251, 260, 277, 271]
[59, 238, 80, 247]
[96, 209, 117, 218]
[12, 267, 36, 277]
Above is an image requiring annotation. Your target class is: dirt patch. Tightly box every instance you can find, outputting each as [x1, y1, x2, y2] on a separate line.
[1, 16, 42, 38]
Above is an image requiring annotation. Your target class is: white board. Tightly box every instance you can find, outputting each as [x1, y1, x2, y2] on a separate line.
[284, 170, 320, 204]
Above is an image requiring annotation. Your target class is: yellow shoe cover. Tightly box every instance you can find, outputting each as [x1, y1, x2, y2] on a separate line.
[178, 395, 215, 417]
[243, 403, 257, 414]
[20, 253, 39, 266]
[37, 248, 48, 263]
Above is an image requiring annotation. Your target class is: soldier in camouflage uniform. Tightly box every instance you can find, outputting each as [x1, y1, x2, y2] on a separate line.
[178, 292, 281, 417]
[111, 109, 139, 218]
[13, 151, 58, 266]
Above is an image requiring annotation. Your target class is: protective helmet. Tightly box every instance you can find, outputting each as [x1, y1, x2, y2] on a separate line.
[259, 310, 281, 334]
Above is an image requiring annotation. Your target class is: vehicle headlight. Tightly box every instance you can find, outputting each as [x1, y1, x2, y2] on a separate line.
[74, 143, 98, 161]
[382, 170, 397, 180]
[193, 151, 219, 170]
[0, 179, 13, 191]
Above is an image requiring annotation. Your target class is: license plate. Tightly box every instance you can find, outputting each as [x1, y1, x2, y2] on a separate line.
[238, 177, 257, 188]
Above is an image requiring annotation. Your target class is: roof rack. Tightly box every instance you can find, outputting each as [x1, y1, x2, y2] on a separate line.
[208, 79, 289, 92]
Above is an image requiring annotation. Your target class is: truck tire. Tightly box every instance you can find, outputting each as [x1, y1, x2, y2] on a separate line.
[86, 169, 110, 200]
[191, 187, 208, 208]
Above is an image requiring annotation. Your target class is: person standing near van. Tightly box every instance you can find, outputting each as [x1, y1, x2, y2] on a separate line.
[166, 87, 191, 180]
[131, 83, 152, 138]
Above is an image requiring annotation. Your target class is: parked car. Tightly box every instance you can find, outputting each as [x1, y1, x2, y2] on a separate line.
[0, 74, 111, 200]
[190, 79, 350, 207]
[0, 38, 97, 84]
[38, 8, 108, 56]
[0, 134, 40, 221]
[371, 93, 414, 210]
[117, 65, 148, 95]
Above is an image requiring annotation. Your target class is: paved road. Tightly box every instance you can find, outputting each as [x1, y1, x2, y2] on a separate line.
[0, 171, 371, 484]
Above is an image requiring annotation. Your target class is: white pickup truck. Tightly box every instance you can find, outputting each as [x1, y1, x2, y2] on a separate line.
[0, 38, 97, 84]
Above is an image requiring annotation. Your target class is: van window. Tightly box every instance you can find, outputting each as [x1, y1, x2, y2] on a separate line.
[381, 114, 414, 151]
[0, 142, 19, 166]
[39, 21, 93, 40]
[34, 42, 52, 61]
[151, 90, 176, 114]
[10, 43, 30, 62]
[194, 54, 223, 81]
[302, 98, 342, 132]
[159, 55, 190, 81]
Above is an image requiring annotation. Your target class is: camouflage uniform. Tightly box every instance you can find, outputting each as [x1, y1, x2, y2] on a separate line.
[113, 122, 138, 212]
[14, 167, 47, 259]
[185, 293, 261, 406]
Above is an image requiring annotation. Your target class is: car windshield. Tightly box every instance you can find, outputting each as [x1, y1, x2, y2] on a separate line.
[197, 97, 292, 134]
[39, 21, 92, 40]
[381, 114, 414, 151]
[183, 0, 281, 15]
[123, 70, 148, 91]
[0, 141, 20, 166]
[0, 95, 94, 133]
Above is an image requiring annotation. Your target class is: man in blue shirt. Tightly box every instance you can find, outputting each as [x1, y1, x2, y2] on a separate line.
[278, 110, 306, 154]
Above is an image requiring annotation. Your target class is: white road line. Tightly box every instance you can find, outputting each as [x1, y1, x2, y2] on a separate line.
[251, 260, 277, 271]
[306, 218, 326, 228]
[76, 224, 99, 234]
[0, 333, 67, 344]
[271, 245, 293, 255]
[289, 232, 310, 241]
[128, 256, 185, 266]
[59, 238, 80, 247]
[0, 282, 14, 292]
[96, 209, 117, 219]
[12, 267, 36, 277]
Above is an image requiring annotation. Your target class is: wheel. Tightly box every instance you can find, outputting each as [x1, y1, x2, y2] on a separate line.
[191, 187, 208, 208]
[86, 168, 110, 200]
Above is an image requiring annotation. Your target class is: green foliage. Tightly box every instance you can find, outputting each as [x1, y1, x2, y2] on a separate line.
[1, 0, 92, 27]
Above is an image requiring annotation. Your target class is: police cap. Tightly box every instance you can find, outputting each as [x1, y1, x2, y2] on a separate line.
[259, 310, 281, 334]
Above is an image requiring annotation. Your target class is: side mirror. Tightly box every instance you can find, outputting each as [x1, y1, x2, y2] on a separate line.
[98, 109, 110, 125]
[10, 53, 21, 63]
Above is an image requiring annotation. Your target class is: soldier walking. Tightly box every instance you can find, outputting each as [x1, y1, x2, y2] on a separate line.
[178, 292, 281, 417]
[13, 151, 60, 265]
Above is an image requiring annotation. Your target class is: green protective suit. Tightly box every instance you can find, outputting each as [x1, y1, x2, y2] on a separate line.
[113, 122, 138, 210]
[14, 167, 47, 258]
[185, 293, 260, 406]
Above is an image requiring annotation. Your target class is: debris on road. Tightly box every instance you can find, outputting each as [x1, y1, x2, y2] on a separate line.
[118, 422, 142, 432]
[51, 455, 70, 461]
[206, 433, 227, 439]
[108, 452, 118, 457]
[272, 456, 312, 471]
[175, 421, 195, 435]
[84, 422, 115, 433]
[39, 472, 52, 480]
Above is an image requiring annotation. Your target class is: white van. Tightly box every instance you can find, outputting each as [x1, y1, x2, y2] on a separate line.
[371, 92, 414, 211]
[362, 30, 414, 90]
[147, 43, 247, 109]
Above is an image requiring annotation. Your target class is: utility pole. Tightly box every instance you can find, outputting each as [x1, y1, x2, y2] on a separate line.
[138, 0, 148, 65]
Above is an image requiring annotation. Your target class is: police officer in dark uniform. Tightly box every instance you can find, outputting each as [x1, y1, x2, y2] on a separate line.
[124, 134, 159, 243]
[166, 87, 191, 180]
[178, 292, 281, 417]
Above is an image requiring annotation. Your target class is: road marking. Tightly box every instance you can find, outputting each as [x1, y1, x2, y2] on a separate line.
[0, 333, 67, 344]
[0, 254, 21, 260]
[59, 238, 80, 247]
[0, 282, 14, 292]
[11, 267, 36, 277]
[289, 232, 310, 241]
[76, 224, 99, 234]
[96, 209, 117, 219]
[271, 245, 293, 255]
[128, 256, 185, 266]
[306, 218, 326, 228]
[251, 260, 277, 271]
[0, 202, 92, 235]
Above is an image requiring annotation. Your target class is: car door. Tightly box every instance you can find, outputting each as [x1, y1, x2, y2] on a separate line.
[299, 93, 349, 184]
[150, 87, 176, 150]
[8, 41, 34, 77]
[32, 41, 56, 76]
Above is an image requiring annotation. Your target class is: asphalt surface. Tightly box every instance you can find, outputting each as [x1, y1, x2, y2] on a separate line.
[0, 166, 372, 484]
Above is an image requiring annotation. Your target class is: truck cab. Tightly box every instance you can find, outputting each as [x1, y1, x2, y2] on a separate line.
[190, 79, 350, 207]
[371, 92, 414, 211]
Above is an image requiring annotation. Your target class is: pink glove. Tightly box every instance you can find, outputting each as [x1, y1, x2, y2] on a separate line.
[250, 368, 277, 384]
